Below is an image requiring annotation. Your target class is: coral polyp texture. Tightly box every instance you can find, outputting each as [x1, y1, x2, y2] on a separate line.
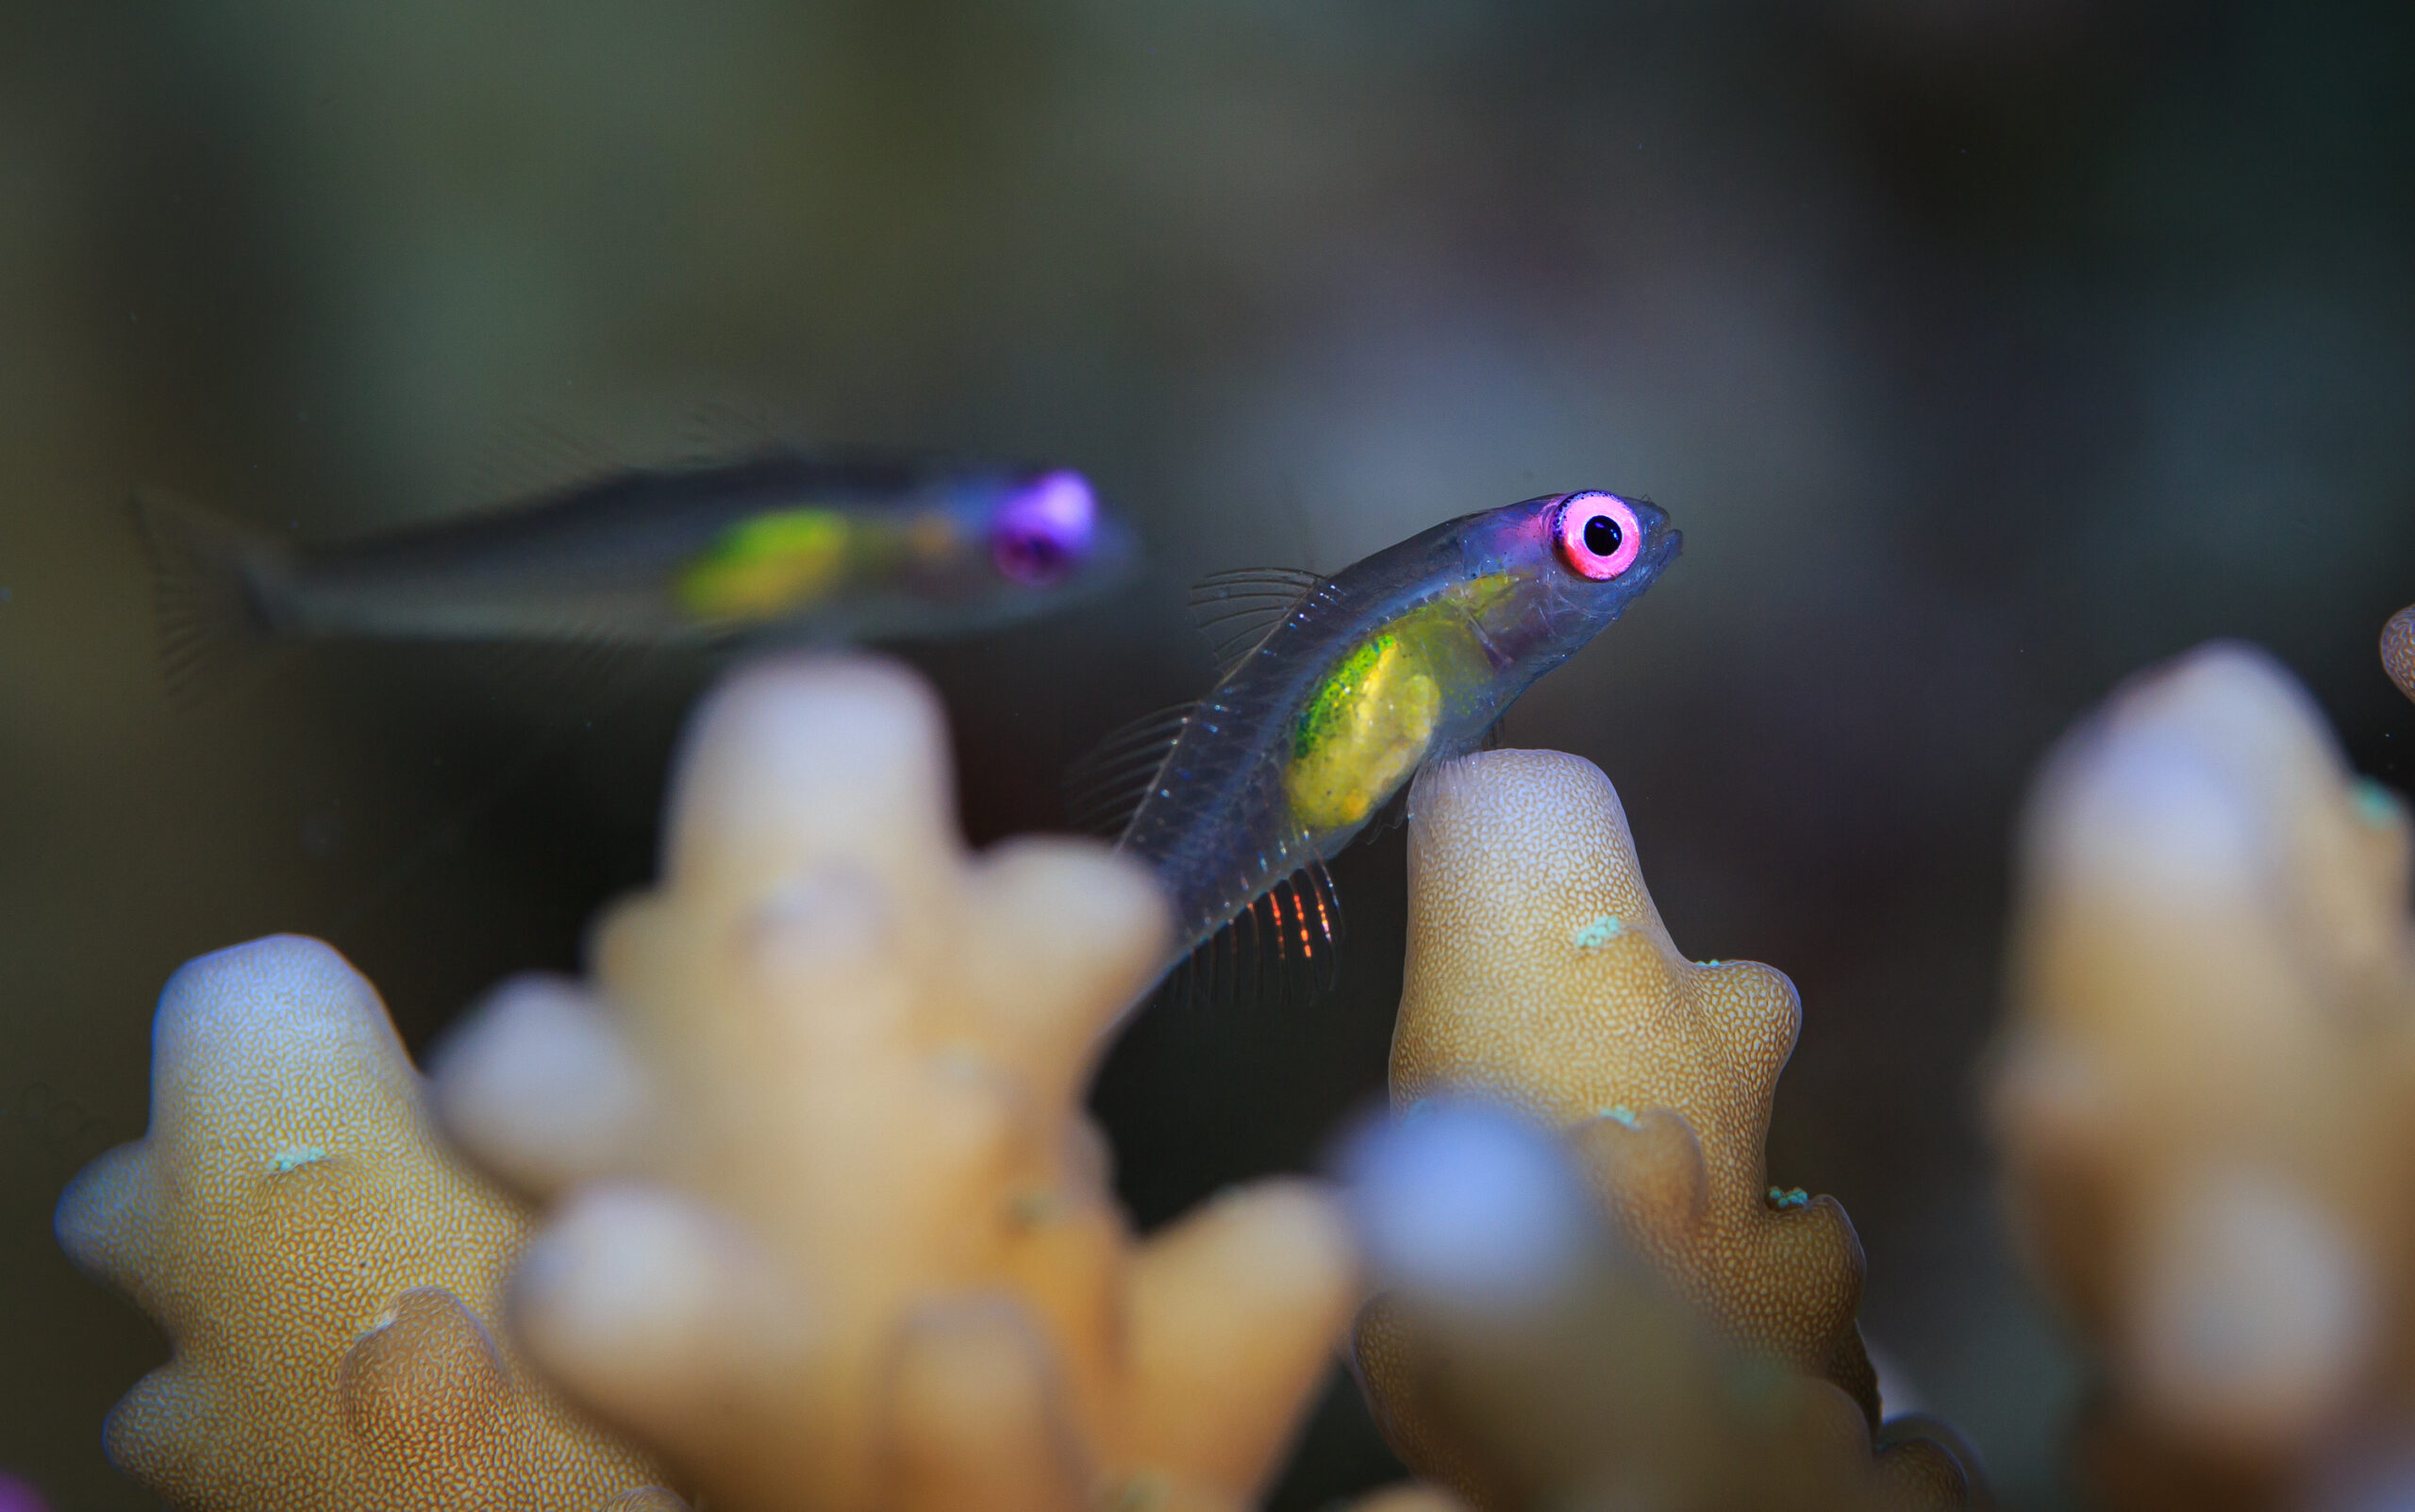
[431, 655, 1358, 1512]
[1381, 750, 1874, 1402]
[1356, 749, 1971, 1509]
[53, 935, 673, 1511]
[2386, 604, 2415, 704]
[1991, 642, 2415, 1509]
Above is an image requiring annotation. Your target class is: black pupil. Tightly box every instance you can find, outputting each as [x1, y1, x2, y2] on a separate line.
[1582, 513, 1622, 557]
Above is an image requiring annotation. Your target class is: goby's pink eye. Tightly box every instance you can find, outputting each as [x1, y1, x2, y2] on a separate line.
[1551, 492, 1642, 581]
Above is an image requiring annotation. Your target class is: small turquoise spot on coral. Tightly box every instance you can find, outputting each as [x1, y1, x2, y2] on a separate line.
[2354, 778, 2401, 829]
[270, 1145, 326, 1174]
[1572, 914, 1624, 950]
[1766, 1186, 1808, 1210]
[931, 1044, 988, 1082]
[1599, 1104, 1639, 1127]
[1698, 959, 1723, 968]
[1008, 1188, 1064, 1228]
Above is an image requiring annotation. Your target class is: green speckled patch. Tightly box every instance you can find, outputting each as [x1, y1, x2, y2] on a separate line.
[1294, 634, 1394, 762]
[1284, 632, 1441, 830]
[676, 507, 850, 623]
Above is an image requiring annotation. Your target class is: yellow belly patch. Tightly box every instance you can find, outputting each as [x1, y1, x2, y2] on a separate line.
[676, 508, 851, 623]
[1287, 633, 1441, 831]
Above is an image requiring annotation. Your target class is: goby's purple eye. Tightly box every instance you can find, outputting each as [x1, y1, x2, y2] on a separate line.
[991, 470, 1097, 586]
[1551, 492, 1642, 581]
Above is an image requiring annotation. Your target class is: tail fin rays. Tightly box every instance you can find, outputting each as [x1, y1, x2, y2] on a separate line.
[127, 493, 288, 706]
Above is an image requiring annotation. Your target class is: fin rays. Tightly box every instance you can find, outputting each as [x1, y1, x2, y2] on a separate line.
[1063, 704, 1195, 837]
[1188, 568, 1328, 673]
[1159, 858, 1344, 1012]
[128, 493, 286, 707]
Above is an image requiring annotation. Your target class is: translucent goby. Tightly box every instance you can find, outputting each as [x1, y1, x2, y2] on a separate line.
[132, 451, 1137, 697]
[1069, 490, 1678, 1000]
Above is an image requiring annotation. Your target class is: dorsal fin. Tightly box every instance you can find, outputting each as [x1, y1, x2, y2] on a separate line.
[451, 413, 624, 512]
[1062, 703, 1196, 838]
[1188, 568, 1326, 674]
[676, 397, 789, 460]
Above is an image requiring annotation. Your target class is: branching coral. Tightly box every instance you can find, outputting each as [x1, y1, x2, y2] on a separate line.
[2386, 605, 2415, 705]
[1990, 642, 2415, 1508]
[54, 934, 673, 1511]
[430, 655, 1358, 1512]
[1355, 749, 1971, 1509]
[1379, 750, 1875, 1404]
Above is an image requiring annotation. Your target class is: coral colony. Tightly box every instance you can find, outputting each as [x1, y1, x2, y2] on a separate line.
[1993, 643, 2415, 1511]
[54, 937, 667, 1510]
[430, 659, 1355, 1512]
[1355, 750, 1973, 1511]
[54, 599, 2415, 1511]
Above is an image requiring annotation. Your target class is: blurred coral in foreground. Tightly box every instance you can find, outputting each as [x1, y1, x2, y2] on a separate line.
[1991, 642, 2415, 1511]
[1356, 749, 1976, 1510]
[0, 1474, 48, 1512]
[54, 935, 673, 1510]
[430, 656, 1359, 1512]
[1345, 1100, 1971, 1512]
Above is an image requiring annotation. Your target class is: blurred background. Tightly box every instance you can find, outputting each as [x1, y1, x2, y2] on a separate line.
[2, 2, 2410, 1506]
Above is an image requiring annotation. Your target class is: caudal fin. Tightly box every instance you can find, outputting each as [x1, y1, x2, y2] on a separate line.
[126, 493, 290, 705]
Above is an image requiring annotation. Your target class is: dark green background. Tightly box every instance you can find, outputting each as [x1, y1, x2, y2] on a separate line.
[3, 4, 2411, 1507]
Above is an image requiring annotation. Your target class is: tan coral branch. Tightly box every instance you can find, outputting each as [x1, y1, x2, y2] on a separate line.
[55, 935, 673, 1512]
[1349, 749, 1979, 1509]
[1382, 749, 1874, 1412]
[1992, 642, 2415, 1506]
[433, 655, 1358, 1512]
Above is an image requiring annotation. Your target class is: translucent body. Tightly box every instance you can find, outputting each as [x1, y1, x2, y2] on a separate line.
[230, 455, 1132, 646]
[1116, 492, 1678, 974]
